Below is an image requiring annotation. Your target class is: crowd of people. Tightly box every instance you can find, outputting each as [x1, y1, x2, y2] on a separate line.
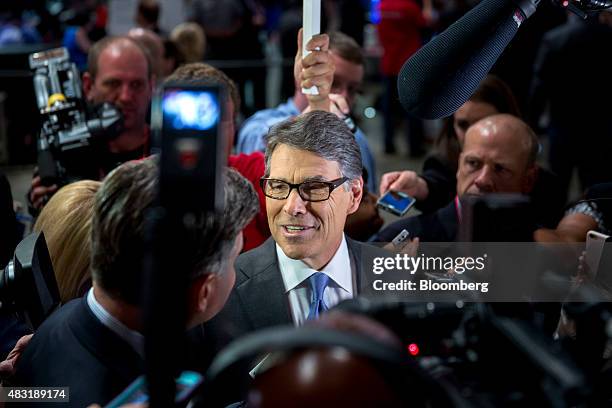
[0, 0, 612, 406]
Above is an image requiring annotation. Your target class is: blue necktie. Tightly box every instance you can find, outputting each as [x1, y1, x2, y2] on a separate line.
[307, 272, 330, 320]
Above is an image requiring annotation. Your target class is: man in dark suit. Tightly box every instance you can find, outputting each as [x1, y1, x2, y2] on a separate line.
[8, 158, 258, 407]
[200, 111, 392, 359]
[375, 114, 539, 242]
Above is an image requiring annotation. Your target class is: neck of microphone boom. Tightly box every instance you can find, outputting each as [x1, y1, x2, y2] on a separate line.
[518, 0, 541, 17]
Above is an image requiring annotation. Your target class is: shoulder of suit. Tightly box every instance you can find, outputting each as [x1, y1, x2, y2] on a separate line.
[235, 238, 277, 279]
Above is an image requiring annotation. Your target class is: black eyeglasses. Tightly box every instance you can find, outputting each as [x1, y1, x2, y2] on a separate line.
[260, 177, 349, 202]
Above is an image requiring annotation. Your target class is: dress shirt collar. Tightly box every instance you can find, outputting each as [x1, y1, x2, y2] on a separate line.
[87, 287, 144, 358]
[276, 235, 353, 294]
[283, 97, 300, 115]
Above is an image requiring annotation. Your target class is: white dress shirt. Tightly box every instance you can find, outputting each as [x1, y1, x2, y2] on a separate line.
[276, 235, 355, 326]
[87, 287, 144, 358]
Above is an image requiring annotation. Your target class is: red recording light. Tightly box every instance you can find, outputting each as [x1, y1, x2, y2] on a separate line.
[407, 343, 420, 356]
[562, 0, 569, 6]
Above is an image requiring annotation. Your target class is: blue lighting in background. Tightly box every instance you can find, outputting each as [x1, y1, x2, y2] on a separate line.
[162, 90, 219, 131]
[370, 0, 381, 24]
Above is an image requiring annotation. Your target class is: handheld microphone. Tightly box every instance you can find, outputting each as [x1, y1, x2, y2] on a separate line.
[397, 0, 541, 119]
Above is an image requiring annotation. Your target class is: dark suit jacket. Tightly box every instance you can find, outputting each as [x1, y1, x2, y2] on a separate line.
[9, 297, 144, 408]
[186, 236, 387, 371]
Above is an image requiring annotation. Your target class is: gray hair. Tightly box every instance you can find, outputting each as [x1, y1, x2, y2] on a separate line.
[191, 167, 259, 280]
[264, 111, 362, 181]
[91, 157, 258, 305]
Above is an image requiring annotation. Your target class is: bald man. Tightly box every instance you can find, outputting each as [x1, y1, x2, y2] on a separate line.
[375, 114, 540, 242]
[456, 114, 537, 197]
[29, 36, 154, 210]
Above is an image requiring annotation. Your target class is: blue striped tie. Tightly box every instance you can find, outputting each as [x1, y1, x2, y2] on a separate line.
[307, 272, 330, 320]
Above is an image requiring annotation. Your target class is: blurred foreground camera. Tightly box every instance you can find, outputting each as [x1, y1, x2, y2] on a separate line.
[458, 194, 535, 242]
[335, 298, 589, 406]
[29, 47, 123, 186]
[153, 82, 226, 214]
[143, 81, 226, 406]
[0, 232, 60, 330]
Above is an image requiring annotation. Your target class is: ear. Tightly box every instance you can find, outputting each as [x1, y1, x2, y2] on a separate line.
[456, 152, 465, 180]
[82, 72, 93, 99]
[522, 165, 538, 194]
[190, 274, 217, 318]
[346, 176, 364, 215]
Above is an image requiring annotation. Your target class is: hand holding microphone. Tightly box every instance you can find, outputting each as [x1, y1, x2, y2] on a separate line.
[295, 29, 335, 113]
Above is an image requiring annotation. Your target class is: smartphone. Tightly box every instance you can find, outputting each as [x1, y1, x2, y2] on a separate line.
[377, 191, 416, 217]
[391, 229, 410, 249]
[585, 230, 611, 279]
[105, 371, 203, 407]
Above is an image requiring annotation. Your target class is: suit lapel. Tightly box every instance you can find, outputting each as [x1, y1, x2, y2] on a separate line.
[236, 242, 292, 329]
[346, 237, 363, 293]
[346, 237, 390, 296]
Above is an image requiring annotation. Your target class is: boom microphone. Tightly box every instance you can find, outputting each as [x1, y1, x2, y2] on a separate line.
[397, 0, 541, 119]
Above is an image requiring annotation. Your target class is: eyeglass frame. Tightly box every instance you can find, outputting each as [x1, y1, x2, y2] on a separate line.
[259, 177, 350, 202]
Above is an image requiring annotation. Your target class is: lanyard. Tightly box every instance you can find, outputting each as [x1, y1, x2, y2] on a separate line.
[454, 196, 462, 224]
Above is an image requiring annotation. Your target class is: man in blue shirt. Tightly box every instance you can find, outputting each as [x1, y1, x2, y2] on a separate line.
[237, 31, 378, 192]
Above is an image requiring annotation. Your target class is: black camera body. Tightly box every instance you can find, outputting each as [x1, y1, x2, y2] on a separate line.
[0, 232, 60, 330]
[458, 193, 536, 242]
[153, 82, 226, 214]
[29, 47, 123, 186]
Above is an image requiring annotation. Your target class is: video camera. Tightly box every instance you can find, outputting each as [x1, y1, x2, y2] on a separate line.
[29, 47, 123, 186]
[326, 299, 593, 406]
[152, 82, 226, 213]
[0, 232, 60, 331]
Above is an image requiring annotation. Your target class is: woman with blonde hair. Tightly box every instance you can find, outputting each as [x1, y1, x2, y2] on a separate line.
[33, 180, 100, 303]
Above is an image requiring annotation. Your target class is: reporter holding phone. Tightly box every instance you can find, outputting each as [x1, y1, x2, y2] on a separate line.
[375, 114, 541, 243]
[379, 75, 565, 230]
